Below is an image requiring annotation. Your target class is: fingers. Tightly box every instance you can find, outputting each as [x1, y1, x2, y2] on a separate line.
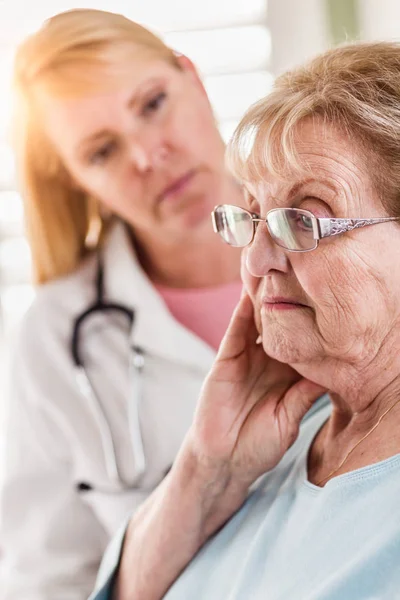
[217, 293, 260, 361]
[282, 378, 328, 428]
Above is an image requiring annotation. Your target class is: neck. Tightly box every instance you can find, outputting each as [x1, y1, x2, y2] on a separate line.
[297, 330, 400, 484]
[132, 177, 243, 289]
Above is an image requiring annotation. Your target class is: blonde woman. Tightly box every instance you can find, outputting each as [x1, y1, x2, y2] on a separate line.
[0, 8, 243, 599]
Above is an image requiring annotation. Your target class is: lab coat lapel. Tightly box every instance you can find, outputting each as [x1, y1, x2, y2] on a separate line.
[103, 221, 216, 372]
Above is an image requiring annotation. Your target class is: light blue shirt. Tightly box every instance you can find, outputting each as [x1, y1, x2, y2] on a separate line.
[90, 396, 400, 599]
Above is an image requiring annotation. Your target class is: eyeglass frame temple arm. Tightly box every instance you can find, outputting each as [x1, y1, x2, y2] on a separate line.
[248, 213, 400, 240]
[316, 216, 400, 240]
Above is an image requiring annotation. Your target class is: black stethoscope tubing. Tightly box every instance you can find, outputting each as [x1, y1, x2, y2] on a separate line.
[71, 255, 147, 490]
[71, 255, 134, 368]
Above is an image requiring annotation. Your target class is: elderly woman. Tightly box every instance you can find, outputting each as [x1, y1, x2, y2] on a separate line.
[91, 41, 400, 600]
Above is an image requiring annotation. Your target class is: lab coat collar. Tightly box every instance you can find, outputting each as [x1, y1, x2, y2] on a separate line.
[102, 220, 216, 371]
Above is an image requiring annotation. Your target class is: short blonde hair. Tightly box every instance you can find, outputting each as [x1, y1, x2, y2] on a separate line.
[13, 9, 179, 284]
[228, 42, 400, 217]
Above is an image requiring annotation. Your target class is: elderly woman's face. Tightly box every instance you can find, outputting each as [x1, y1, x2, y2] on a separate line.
[242, 119, 400, 367]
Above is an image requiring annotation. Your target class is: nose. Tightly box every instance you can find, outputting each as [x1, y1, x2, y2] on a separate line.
[127, 133, 168, 173]
[245, 220, 290, 278]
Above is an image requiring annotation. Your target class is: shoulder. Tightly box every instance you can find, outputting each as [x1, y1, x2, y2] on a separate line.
[36, 251, 97, 314]
[20, 219, 137, 344]
[12, 253, 98, 376]
[21, 253, 97, 341]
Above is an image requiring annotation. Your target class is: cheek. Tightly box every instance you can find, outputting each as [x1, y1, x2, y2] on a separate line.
[297, 251, 354, 315]
[72, 162, 144, 215]
[296, 244, 384, 334]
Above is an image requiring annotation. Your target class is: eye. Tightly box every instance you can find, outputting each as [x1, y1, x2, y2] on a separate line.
[89, 141, 117, 165]
[296, 213, 314, 231]
[142, 91, 167, 116]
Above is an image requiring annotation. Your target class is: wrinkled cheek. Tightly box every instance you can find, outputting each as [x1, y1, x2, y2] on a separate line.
[291, 257, 336, 330]
[294, 250, 338, 306]
[295, 253, 367, 351]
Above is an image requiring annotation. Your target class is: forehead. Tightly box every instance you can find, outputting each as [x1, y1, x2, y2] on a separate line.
[39, 59, 180, 151]
[247, 118, 371, 201]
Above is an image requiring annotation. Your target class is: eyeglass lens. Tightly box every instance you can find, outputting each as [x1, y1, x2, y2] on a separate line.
[214, 205, 317, 251]
[213, 205, 254, 247]
[266, 209, 317, 251]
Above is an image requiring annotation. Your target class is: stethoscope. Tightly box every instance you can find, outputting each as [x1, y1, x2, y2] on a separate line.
[71, 255, 147, 490]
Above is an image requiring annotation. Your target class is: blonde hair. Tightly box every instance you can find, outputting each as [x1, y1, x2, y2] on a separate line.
[12, 9, 179, 284]
[228, 42, 400, 218]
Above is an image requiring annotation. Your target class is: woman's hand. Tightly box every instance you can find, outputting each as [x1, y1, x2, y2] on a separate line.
[189, 293, 326, 488]
[114, 294, 326, 600]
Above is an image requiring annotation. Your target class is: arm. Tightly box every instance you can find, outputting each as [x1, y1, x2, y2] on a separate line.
[92, 294, 326, 600]
[113, 442, 248, 600]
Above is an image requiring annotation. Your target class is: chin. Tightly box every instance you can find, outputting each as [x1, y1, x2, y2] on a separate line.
[175, 195, 214, 230]
[260, 321, 310, 365]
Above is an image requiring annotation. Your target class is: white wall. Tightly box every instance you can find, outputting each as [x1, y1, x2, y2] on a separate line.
[267, 0, 330, 75]
[268, 0, 400, 77]
[359, 0, 400, 41]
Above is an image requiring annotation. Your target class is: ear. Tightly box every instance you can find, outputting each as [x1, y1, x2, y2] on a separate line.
[174, 52, 198, 74]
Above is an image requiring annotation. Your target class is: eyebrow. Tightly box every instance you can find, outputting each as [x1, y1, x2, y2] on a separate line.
[76, 76, 167, 155]
[286, 178, 338, 201]
[77, 130, 113, 154]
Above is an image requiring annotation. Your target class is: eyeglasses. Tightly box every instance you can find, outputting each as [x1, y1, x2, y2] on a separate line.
[211, 204, 400, 252]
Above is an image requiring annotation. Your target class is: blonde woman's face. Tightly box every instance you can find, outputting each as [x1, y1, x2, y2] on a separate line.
[41, 57, 226, 241]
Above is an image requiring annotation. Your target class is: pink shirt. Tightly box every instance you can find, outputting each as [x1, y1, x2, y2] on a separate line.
[155, 280, 243, 351]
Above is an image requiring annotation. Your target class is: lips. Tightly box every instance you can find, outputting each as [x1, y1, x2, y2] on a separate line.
[159, 169, 196, 202]
[261, 296, 310, 312]
[262, 296, 307, 306]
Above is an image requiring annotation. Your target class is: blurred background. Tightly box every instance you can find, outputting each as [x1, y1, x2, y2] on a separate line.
[0, 0, 399, 425]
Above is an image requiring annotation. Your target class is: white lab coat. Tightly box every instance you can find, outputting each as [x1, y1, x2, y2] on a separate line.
[0, 221, 216, 600]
